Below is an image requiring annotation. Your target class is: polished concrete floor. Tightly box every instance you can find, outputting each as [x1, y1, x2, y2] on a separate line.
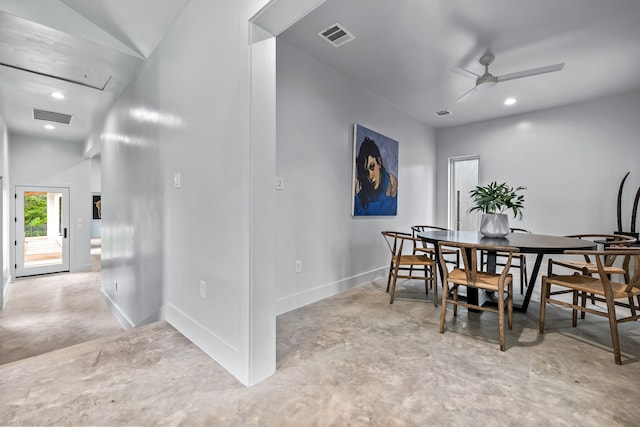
[1, 263, 639, 425]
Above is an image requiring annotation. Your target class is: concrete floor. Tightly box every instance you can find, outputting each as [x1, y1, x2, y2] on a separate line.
[1, 264, 639, 425]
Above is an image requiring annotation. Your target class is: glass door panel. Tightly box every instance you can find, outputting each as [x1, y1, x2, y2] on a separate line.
[15, 186, 70, 276]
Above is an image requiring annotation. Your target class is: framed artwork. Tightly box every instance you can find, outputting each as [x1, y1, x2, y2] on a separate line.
[92, 195, 102, 219]
[352, 124, 398, 216]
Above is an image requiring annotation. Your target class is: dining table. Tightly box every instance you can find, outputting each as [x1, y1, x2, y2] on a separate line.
[417, 230, 597, 313]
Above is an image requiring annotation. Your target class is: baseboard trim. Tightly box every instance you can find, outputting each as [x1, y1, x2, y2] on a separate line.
[71, 263, 92, 273]
[162, 303, 247, 386]
[275, 267, 386, 315]
[1, 274, 12, 309]
[99, 288, 135, 330]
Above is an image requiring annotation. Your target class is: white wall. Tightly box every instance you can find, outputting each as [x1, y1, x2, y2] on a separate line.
[98, 0, 277, 386]
[275, 40, 437, 313]
[435, 89, 640, 236]
[0, 117, 9, 307]
[9, 133, 92, 274]
[99, 49, 163, 330]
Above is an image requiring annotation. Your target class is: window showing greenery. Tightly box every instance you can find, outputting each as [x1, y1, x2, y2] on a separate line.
[24, 193, 47, 237]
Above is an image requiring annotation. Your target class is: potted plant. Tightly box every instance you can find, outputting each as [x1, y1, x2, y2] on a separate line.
[469, 181, 526, 237]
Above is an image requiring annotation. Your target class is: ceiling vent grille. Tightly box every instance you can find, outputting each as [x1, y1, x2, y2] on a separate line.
[33, 108, 73, 124]
[318, 23, 355, 47]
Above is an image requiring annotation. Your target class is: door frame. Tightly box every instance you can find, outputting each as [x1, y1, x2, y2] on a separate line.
[448, 155, 480, 231]
[15, 185, 70, 277]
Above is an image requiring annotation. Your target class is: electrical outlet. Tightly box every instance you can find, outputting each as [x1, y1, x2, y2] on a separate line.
[199, 280, 206, 298]
[295, 260, 302, 274]
[275, 177, 284, 190]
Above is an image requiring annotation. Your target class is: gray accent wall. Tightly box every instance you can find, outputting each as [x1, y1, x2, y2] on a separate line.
[275, 39, 437, 313]
[435, 89, 640, 236]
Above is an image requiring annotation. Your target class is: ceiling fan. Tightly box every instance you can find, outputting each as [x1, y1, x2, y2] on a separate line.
[455, 52, 564, 102]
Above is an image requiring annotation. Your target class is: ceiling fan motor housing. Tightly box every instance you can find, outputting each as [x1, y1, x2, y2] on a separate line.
[477, 74, 497, 88]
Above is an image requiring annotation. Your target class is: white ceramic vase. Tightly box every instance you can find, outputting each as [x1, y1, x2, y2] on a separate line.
[480, 213, 510, 238]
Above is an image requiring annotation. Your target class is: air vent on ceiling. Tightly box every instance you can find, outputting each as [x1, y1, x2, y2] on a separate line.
[434, 110, 451, 117]
[33, 108, 73, 124]
[318, 22, 355, 47]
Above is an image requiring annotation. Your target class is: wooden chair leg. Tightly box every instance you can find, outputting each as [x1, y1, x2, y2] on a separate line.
[605, 296, 622, 365]
[423, 265, 429, 296]
[572, 289, 579, 327]
[386, 260, 394, 293]
[498, 288, 505, 351]
[539, 278, 549, 333]
[439, 290, 447, 333]
[432, 268, 438, 308]
[507, 283, 513, 330]
[389, 263, 400, 304]
[453, 286, 458, 317]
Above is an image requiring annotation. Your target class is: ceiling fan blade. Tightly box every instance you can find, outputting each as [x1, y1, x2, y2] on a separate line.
[455, 86, 478, 103]
[497, 63, 564, 82]
[451, 66, 481, 79]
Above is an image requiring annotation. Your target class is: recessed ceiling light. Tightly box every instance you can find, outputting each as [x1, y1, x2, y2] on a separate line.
[504, 97, 517, 106]
[44, 124, 56, 130]
[51, 92, 65, 99]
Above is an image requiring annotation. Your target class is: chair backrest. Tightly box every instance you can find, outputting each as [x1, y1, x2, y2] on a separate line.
[437, 241, 519, 285]
[411, 226, 449, 252]
[564, 248, 640, 293]
[566, 234, 637, 266]
[381, 231, 414, 257]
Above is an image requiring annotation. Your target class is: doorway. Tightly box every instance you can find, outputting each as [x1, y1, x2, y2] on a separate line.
[15, 186, 70, 277]
[449, 156, 479, 231]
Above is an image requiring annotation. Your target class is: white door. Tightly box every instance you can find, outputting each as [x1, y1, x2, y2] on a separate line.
[449, 156, 479, 231]
[15, 186, 70, 277]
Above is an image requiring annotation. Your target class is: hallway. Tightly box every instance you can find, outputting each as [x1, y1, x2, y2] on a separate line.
[0, 250, 122, 365]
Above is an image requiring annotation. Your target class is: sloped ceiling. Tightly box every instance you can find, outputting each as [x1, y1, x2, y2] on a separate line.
[0, 0, 191, 142]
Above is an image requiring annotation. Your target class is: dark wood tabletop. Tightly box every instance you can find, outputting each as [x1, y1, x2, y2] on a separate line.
[417, 230, 597, 312]
[418, 230, 597, 253]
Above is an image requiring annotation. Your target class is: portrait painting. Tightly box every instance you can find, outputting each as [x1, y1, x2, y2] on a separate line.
[352, 124, 399, 216]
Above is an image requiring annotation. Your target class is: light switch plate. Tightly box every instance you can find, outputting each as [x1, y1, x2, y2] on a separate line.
[174, 172, 181, 188]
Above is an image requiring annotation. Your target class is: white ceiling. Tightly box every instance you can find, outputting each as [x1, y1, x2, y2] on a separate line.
[0, 0, 191, 142]
[280, 0, 640, 128]
[1, 0, 640, 144]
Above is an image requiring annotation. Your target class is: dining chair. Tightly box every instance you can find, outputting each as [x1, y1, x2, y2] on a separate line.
[547, 233, 637, 314]
[381, 231, 438, 306]
[547, 234, 636, 280]
[410, 225, 459, 268]
[539, 247, 640, 364]
[438, 240, 519, 351]
[481, 227, 531, 294]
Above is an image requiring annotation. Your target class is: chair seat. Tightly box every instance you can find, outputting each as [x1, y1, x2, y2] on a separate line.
[547, 274, 640, 299]
[448, 268, 513, 291]
[394, 254, 434, 266]
[551, 259, 626, 275]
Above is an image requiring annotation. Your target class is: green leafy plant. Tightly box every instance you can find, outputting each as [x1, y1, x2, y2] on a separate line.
[469, 181, 526, 219]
